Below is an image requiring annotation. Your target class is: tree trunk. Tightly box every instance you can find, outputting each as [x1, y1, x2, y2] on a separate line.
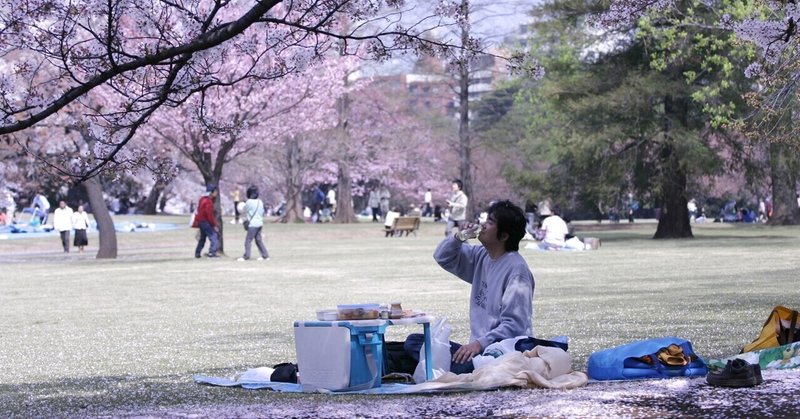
[142, 182, 165, 215]
[84, 176, 118, 258]
[653, 148, 692, 238]
[654, 95, 693, 239]
[768, 142, 800, 225]
[335, 162, 358, 223]
[457, 4, 474, 221]
[280, 137, 308, 223]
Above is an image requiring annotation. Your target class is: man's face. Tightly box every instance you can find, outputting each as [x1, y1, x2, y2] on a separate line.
[478, 214, 501, 247]
[451, 183, 459, 192]
[59, 201, 66, 208]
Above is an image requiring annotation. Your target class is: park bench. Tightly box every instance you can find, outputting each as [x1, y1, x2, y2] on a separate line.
[384, 216, 420, 237]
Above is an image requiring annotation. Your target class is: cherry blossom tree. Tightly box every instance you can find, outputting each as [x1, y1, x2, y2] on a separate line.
[0, 0, 539, 183]
[145, 57, 346, 248]
[322, 68, 451, 222]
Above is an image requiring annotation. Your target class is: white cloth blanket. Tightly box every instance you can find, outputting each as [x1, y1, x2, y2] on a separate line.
[396, 345, 588, 393]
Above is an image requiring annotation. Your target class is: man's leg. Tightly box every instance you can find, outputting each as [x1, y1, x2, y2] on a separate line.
[60, 231, 70, 252]
[208, 229, 219, 256]
[243, 227, 255, 259]
[254, 227, 269, 259]
[195, 224, 209, 257]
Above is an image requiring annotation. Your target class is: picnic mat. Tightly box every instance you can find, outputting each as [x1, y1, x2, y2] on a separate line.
[194, 346, 588, 394]
[707, 341, 800, 372]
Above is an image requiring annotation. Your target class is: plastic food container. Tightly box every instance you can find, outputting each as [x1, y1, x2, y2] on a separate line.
[337, 303, 381, 320]
[316, 309, 339, 321]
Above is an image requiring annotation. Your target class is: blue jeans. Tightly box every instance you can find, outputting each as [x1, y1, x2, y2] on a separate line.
[403, 333, 474, 375]
[195, 221, 218, 257]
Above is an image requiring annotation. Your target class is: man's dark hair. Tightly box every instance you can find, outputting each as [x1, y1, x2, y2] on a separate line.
[452, 179, 463, 190]
[488, 200, 526, 252]
[246, 185, 259, 200]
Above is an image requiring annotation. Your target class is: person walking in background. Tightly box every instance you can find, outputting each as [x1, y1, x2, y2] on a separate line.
[626, 193, 638, 223]
[231, 188, 241, 225]
[326, 186, 336, 218]
[423, 188, 433, 217]
[379, 185, 391, 221]
[192, 184, 219, 258]
[237, 185, 269, 262]
[72, 205, 91, 253]
[311, 185, 325, 223]
[53, 200, 73, 253]
[445, 179, 468, 236]
[368, 187, 381, 222]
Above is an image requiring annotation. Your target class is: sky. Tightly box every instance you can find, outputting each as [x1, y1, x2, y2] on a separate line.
[358, 0, 535, 76]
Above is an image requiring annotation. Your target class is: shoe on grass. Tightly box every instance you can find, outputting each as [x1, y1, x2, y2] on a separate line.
[753, 362, 764, 385]
[707, 359, 760, 387]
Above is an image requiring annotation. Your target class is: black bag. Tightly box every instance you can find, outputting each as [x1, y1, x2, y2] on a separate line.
[242, 220, 249, 231]
[515, 336, 569, 352]
[382, 340, 418, 375]
[270, 362, 298, 383]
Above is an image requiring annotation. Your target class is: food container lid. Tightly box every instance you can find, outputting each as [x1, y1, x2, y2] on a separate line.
[337, 303, 380, 309]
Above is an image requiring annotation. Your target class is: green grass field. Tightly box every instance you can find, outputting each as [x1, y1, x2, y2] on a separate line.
[1, 217, 799, 417]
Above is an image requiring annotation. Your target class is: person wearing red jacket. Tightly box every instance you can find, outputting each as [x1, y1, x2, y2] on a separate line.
[193, 184, 220, 258]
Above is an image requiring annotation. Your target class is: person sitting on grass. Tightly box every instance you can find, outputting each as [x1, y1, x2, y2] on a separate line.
[403, 200, 534, 374]
[537, 206, 569, 250]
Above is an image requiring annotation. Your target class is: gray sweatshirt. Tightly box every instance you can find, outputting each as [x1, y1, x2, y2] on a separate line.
[434, 236, 535, 350]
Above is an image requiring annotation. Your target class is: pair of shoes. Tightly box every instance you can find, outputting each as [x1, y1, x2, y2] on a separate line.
[707, 359, 763, 387]
[257, 257, 269, 261]
[237, 257, 247, 262]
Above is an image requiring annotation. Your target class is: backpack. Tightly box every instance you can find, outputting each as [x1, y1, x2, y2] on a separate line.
[742, 305, 800, 353]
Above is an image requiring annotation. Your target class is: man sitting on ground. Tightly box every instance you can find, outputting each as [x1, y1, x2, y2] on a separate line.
[404, 200, 535, 374]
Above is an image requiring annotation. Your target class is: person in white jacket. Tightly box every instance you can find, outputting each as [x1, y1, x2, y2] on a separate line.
[53, 200, 74, 253]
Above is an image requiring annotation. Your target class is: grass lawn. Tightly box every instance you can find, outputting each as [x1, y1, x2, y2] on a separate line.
[1, 216, 799, 417]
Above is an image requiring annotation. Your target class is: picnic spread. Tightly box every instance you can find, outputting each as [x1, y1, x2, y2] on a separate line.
[194, 304, 800, 395]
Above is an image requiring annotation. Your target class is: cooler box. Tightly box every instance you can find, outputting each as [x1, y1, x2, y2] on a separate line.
[293, 321, 386, 391]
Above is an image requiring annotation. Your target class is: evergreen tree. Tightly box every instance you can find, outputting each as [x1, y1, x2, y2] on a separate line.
[495, 0, 755, 237]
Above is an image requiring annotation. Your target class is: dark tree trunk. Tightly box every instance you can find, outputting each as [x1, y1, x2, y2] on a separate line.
[653, 146, 692, 238]
[84, 176, 118, 258]
[142, 182, 165, 215]
[654, 95, 693, 239]
[335, 162, 357, 223]
[280, 137, 308, 223]
[332, 81, 357, 224]
[768, 142, 800, 225]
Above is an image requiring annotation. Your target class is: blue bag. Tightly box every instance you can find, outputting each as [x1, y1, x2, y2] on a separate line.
[587, 336, 708, 381]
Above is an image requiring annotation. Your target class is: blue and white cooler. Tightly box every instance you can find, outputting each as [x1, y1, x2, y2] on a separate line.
[293, 319, 387, 391]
